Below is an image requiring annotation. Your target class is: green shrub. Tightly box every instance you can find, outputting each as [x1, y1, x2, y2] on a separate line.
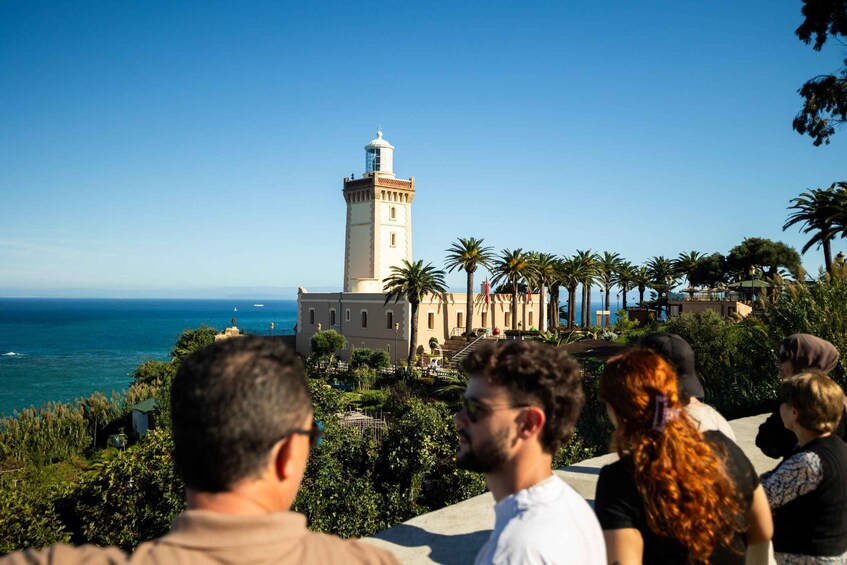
[60, 429, 184, 551]
[310, 330, 346, 361]
[170, 326, 217, 362]
[0, 477, 70, 553]
[350, 348, 390, 370]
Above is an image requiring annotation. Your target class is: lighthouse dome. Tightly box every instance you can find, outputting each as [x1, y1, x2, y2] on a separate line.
[364, 129, 395, 176]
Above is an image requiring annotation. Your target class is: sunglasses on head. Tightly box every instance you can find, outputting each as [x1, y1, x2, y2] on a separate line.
[461, 397, 530, 424]
[284, 419, 324, 448]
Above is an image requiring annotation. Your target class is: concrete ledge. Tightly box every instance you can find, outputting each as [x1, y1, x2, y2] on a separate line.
[365, 414, 778, 564]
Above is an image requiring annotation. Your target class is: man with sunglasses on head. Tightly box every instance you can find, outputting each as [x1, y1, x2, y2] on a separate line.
[456, 340, 606, 565]
[3, 336, 397, 565]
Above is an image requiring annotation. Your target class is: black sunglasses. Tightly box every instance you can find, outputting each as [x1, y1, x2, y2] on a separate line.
[461, 397, 530, 424]
[284, 419, 324, 448]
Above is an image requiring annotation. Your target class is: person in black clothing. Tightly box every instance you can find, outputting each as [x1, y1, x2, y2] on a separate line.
[756, 334, 844, 459]
[594, 349, 773, 564]
[761, 371, 847, 563]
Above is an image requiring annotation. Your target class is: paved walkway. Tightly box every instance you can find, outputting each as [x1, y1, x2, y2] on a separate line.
[365, 413, 778, 564]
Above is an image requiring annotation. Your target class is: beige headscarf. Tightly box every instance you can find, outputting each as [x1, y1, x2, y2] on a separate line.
[779, 334, 840, 374]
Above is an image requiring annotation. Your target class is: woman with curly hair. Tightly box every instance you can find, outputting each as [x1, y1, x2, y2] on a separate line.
[594, 349, 773, 564]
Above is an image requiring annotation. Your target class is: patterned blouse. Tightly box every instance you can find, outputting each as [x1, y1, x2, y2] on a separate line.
[762, 450, 847, 565]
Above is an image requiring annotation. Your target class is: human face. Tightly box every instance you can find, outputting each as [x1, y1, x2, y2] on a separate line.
[776, 348, 794, 379]
[454, 376, 527, 473]
[779, 402, 798, 433]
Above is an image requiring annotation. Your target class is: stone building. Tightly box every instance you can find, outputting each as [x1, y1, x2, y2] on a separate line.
[296, 131, 539, 362]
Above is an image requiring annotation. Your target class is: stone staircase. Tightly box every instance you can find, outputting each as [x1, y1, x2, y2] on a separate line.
[446, 334, 496, 369]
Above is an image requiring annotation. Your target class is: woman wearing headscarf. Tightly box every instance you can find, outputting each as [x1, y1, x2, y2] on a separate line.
[594, 349, 772, 564]
[756, 334, 843, 459]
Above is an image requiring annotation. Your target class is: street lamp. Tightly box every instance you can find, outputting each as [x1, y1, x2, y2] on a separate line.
[393, 322, 400, 368]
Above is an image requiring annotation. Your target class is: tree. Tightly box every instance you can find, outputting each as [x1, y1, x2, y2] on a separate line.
[548, 257, 565, 329]
[383, 260, 447, 362]
[613, 260, 635, 312]
[633, 266, 650, 306]
[793, 0, 847, 146]
[444, 237, 494, 339]
[595, 252, 621, 327]
[726, 237, 802, 280]
[170, 326, 217, 362]
[559, 255, 590, 328]
[783, 184, 843, 274]
[689, 253, 728, 289]
[673, 250, 706, 298]
[527, 252, 557, 331]
[575, 250, 597, 327]
[310, 329, 346, 365]
[646, 256, 677, 317]
[491, 249, 530, 330]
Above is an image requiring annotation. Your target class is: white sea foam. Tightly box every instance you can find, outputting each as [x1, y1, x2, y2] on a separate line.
[2, 352, 19, 356]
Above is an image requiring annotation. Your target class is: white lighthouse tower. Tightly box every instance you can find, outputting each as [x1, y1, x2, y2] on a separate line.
[342, 130, 415, 293]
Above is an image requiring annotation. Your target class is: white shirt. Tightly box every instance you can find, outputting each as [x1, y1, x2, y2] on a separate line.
[475, 475, 606, 565]
[686, 402, 736, 441]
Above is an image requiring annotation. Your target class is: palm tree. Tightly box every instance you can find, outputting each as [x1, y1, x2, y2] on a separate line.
[491, 249, 530, 330]
[527, 252, 557, 331]
[559, 255, 590, 328]
[633, 266, 650, 306]
[646, 256, 677, 318]
[783, 185, 842, 274]
[595, 251, 621, 327]
[548, 257, 565, 329]
[674, 250, 705, 298]
[445, 237, 494, 339]
[613, 260, 635, 312]
[575, 250, 597, 327]
[383, 259, 447, 363]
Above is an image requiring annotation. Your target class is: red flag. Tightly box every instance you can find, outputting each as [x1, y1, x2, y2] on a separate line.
[484, 278, 490, 305]
[526, 285, 532, 304]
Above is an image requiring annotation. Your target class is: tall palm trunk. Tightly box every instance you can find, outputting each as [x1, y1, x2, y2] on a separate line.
[638, 287, 645, 305]
[621, 285, 628, 311]
[604, 286, 611, 327]
[824, 239, 833, 274]
[568, 286, 577, 328]
[549, 284, 560, 329]
[408, 302, 419, 363]
[539, 283, 546, 332]
[581, 284, 587, 327]
[511, 285, 518, 330]
[465, 271, 474, 339]
[587, 285, 593, 327]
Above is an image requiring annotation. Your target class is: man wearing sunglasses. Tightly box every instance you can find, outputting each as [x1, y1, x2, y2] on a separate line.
[4, 336, 397, 565]
[456, 340, 605, 565]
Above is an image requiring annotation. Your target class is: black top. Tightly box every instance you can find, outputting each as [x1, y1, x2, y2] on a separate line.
[764, 434, 847, 557]
[594, 431, 758, 565]
[756, 402, 847, 459]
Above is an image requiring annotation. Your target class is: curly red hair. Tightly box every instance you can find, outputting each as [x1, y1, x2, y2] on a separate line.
[600, 349, 744, 563]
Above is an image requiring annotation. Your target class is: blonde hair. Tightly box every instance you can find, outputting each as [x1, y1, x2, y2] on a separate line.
[779, 371, 844, 433]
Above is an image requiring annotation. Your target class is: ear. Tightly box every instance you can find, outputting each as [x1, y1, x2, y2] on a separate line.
[518, 406, 546, 438]
[273, 437, 301, 482]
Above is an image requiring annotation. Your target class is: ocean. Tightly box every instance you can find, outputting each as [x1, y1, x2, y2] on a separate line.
[0, 297, 622, 418]
[0, 299, 298, 418]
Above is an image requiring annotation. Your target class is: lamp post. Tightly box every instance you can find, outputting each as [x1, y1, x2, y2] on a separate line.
[393, 322, 399, 368]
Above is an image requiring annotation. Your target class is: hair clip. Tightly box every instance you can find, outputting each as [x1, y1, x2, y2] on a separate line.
[652, 394, 669, 432]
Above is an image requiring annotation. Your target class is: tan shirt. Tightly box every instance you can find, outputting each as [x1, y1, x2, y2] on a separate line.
[2, 511, 398, 565]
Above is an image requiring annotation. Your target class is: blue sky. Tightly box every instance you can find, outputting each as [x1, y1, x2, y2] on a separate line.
[1, 1, 844, 298]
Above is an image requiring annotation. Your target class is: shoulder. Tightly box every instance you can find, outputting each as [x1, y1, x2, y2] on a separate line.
[0, 545, 127, 565]
[705, 431, 759, 497]
[300, 532, 399, 565]
[686, 403, 735, 439]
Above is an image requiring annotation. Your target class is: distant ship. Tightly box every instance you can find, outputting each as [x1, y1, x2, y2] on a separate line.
[233, 307, 237, 312]
[253, 304, 264, 308]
